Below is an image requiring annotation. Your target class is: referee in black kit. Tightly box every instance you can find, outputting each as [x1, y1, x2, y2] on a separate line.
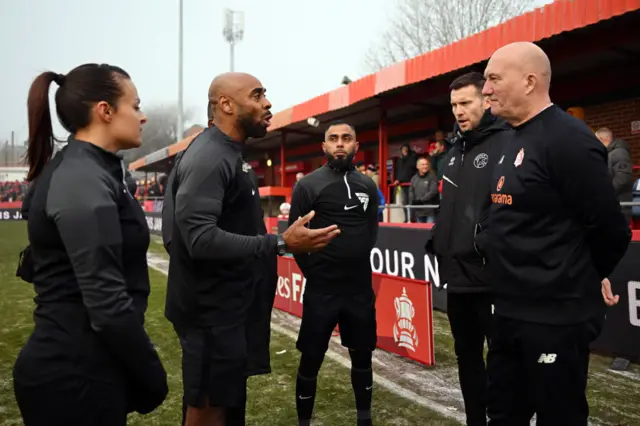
[289, 122, 379, 426]
[477, 42, 631, 425]
[165, 72, 340, 426]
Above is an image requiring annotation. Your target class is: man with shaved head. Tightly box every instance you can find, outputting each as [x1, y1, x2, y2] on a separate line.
[165, 72, 340, 426]
[476, 42, 632, 425]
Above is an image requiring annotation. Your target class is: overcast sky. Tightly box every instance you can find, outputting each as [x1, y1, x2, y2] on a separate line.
[0, 0, 552, 145]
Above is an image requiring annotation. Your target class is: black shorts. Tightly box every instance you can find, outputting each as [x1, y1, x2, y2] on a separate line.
[174, 323, 248, 408]
[296, 289, 377, 355]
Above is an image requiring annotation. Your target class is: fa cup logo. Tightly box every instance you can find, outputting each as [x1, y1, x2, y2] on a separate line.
[393, 287, 419, 352]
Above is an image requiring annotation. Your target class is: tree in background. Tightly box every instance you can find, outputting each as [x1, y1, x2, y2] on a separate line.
[121, 105, 198, 164]
[364, 0, 535, 72]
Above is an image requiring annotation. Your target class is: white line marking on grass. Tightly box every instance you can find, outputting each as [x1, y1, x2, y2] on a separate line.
[607, 369, 640, 382]
[146, 254, 465, 424]
[269, 322, 465, 423]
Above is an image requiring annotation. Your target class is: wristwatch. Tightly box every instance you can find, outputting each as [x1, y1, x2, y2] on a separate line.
[276, 234, 287, 256]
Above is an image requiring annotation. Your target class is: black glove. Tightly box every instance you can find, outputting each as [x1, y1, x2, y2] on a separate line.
[16, 245, 35, 284]
[127, 363, 169, 414]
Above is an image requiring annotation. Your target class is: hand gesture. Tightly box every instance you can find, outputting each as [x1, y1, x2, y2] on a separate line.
[282, 211, 340, 254]
[601, 278, 619, 307]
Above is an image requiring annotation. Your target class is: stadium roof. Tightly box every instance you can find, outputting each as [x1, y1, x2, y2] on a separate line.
[129, 0, 640, 172]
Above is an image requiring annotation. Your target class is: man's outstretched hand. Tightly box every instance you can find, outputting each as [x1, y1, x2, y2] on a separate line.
[283, 211, 340, 253]
[602, 278, 619, 307]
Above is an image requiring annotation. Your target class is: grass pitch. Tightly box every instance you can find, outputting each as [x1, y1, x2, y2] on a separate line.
[1, 221, 639, 425]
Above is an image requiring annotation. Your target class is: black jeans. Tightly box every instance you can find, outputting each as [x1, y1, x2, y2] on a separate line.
[487, 315, 603, 426]
[399, 185, 410, 222]
[447, 292, 494, 426]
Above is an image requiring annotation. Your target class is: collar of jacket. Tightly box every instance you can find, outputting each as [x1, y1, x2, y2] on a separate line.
[325, 162, 356, 173]
[66, 137, 131, 189]
[455, 109, 509, 148]
[416, 170, 436, 180]
[607, 138, 631, 153]
[209, 126, 244, 154]
[67, 137, 122, 168]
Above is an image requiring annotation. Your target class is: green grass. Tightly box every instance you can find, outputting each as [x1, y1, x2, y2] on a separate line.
[0, 225, 457, 425]
[2, 225, 639, 426]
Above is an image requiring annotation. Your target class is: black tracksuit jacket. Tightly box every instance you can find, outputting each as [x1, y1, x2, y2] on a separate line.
[431, 112, 512, 293]
[14, 138, 167, 414]
[164, 126, 278, 375]
[477, 105, 631, 324]
[288, 164, 379, 293]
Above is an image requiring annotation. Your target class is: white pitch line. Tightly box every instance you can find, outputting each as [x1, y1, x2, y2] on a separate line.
[149, 253, 606, 425]
[269, 322, 465, 423]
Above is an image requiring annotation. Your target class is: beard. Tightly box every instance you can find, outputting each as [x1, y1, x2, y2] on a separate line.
[326, 151, 355, 171]
[238, 112, 267, 140]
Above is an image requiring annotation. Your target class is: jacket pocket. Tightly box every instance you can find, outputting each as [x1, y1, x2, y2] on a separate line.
[453, 222, 485, 267]
[473, 223, 486, 265]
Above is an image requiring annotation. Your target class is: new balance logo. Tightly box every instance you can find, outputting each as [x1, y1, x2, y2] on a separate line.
[537, 353, 557, 364]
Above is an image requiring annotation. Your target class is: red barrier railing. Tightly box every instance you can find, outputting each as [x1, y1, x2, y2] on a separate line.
[0, 201, 23, 209]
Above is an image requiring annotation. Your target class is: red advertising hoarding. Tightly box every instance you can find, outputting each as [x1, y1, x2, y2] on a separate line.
[276, 256, 435, 366]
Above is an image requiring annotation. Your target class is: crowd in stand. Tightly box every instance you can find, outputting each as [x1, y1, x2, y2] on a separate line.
[390, 131, 451, 223]
[122, 124, 637, 224]
[0, 180, 28, 202]
[394, 126, 638, 226]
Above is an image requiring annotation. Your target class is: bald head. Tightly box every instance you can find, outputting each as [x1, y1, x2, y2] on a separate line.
[208, 72, 262, 110]
[207, 72, 272, 140]
[493, 42, 551, 89]
[483, 42, 553, 125]
[595, 127, 614, 146]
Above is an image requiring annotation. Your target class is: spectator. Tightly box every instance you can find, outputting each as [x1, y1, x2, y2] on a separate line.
[0, 180, 29, 202]
[409, 157, 439, 223]
[377, 186, 386, 222]
[293, 172, 304, 189]
[595, 127, 635, 373]
[366, 164, 380, 187]
[429, 140, 448, 181]
[596, 127, 634, 224]
[147, 177, 161, 197]
[158, 174, 167, 196]
[394, 144, 417, 222]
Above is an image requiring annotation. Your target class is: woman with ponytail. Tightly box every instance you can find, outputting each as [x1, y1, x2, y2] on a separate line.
[13, 64, 168, 425]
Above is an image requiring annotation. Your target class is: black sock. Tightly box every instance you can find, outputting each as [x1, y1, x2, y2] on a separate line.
[351, 366, 373, 425]
[296, 374, 318, 423]
[226, 404, 246, 426]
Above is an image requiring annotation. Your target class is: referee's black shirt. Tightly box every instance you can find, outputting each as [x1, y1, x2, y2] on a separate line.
[480, 105, 631, 324]
[15, 138, 166, 398]
[288, 164, 379, 293]
[165, 127, 278, 328]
